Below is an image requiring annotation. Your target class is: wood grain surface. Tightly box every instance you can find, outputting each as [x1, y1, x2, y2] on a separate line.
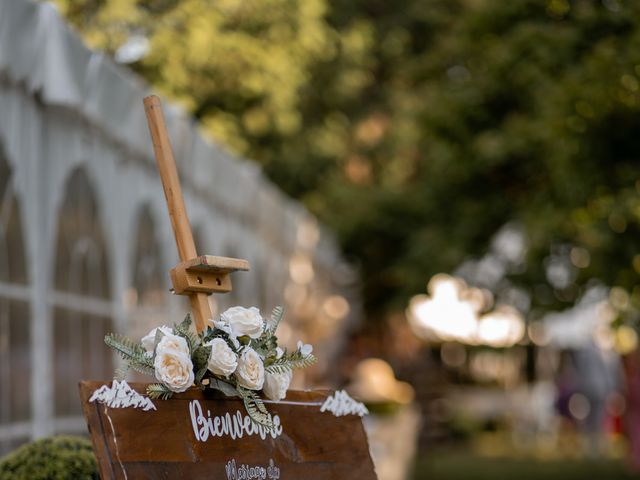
[143, 95, 211, 332]
[79, 381, 377, 479]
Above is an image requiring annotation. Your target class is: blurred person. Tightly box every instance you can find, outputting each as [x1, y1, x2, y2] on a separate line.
[572, 341, 623, 458]
[555, 350, 578, 426]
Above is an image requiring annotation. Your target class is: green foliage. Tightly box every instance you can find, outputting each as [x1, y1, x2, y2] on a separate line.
[237, 387, 273, 429]
[104, 333, 154, 375]
[201, 325, 230, 347]
[394, 0, 640, 313]
[48, 0, 332, 160]
[266, 306, 284, 335]
[193, 345, 211, 383]
[265, 351, 317, 374]
[0, 436, 98, 480]
[174, 314, 200, 354]
[209, 378, 239, 397]
[146, 383, 174, 400]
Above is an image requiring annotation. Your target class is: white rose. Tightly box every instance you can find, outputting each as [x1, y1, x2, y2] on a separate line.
[141, 326, 173, 353]
[154, 348, 194, 393]
[234, 347, 265, 390]
[156, 333, 190, 357]
[221, 306, 264, 339]
[205, 338, 238, 377]
[263, 370, 292, 401]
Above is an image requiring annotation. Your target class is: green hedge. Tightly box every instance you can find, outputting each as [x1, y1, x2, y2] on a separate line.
[0, 436, 98, 480]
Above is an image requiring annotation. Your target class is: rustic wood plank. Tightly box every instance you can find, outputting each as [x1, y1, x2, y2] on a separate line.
[169, 255, 251, 295]
[79, 381, 377, 479]
[170, 267, 233, 294]
[177, 255, 250, 273]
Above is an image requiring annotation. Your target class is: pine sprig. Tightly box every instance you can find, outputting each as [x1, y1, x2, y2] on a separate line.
[105, 333, 154, 375]
[104, 333, 145, 360]
[146, 383, 174, 400]
[174, 314, 200, 354]
[265, 353, 316, 374]
[267, 306, 284, 335]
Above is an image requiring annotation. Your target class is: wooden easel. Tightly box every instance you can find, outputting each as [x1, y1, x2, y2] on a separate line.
[79, 96, 377, 479]
[143, 95, 249, 333]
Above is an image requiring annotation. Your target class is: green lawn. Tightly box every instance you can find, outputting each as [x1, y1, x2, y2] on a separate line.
[413, 453, 639, 480]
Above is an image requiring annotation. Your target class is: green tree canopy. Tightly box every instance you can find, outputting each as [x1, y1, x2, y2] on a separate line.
[50, 0, 640, 323]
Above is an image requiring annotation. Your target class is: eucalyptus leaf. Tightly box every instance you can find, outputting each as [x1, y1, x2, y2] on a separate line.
[210, 379, 240, 398]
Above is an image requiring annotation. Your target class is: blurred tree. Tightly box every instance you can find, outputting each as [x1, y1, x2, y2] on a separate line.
[398, 0, 640, 320]
[50, 0, 333, 159]
[49, 0, 640, 323]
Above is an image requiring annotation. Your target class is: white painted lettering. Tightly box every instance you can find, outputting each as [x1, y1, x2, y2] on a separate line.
[225, 459, 279, 480]
[188, 400, 283, 441]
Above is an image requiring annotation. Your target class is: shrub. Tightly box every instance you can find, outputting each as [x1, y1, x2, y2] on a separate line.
[0, 435, 98, 480]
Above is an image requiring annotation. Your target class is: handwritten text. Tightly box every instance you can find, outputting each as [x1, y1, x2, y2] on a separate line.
[189, 400, 283, 441]
[225, 458, 280, 480]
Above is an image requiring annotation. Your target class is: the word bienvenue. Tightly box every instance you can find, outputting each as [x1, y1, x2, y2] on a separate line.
[189, 400, 283, 441]
[225, 458, 281, 480]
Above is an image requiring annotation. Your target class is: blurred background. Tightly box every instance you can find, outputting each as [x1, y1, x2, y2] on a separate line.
[2, 0, 640, 478]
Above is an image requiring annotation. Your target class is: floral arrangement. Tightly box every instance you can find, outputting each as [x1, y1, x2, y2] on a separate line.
[104, 306, 315, 430]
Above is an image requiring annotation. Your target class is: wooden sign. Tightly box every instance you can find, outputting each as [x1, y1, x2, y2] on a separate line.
[80, 381, 376, 479]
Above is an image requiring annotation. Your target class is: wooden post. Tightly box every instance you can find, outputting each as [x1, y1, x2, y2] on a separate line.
[143, 95, 211, 333]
